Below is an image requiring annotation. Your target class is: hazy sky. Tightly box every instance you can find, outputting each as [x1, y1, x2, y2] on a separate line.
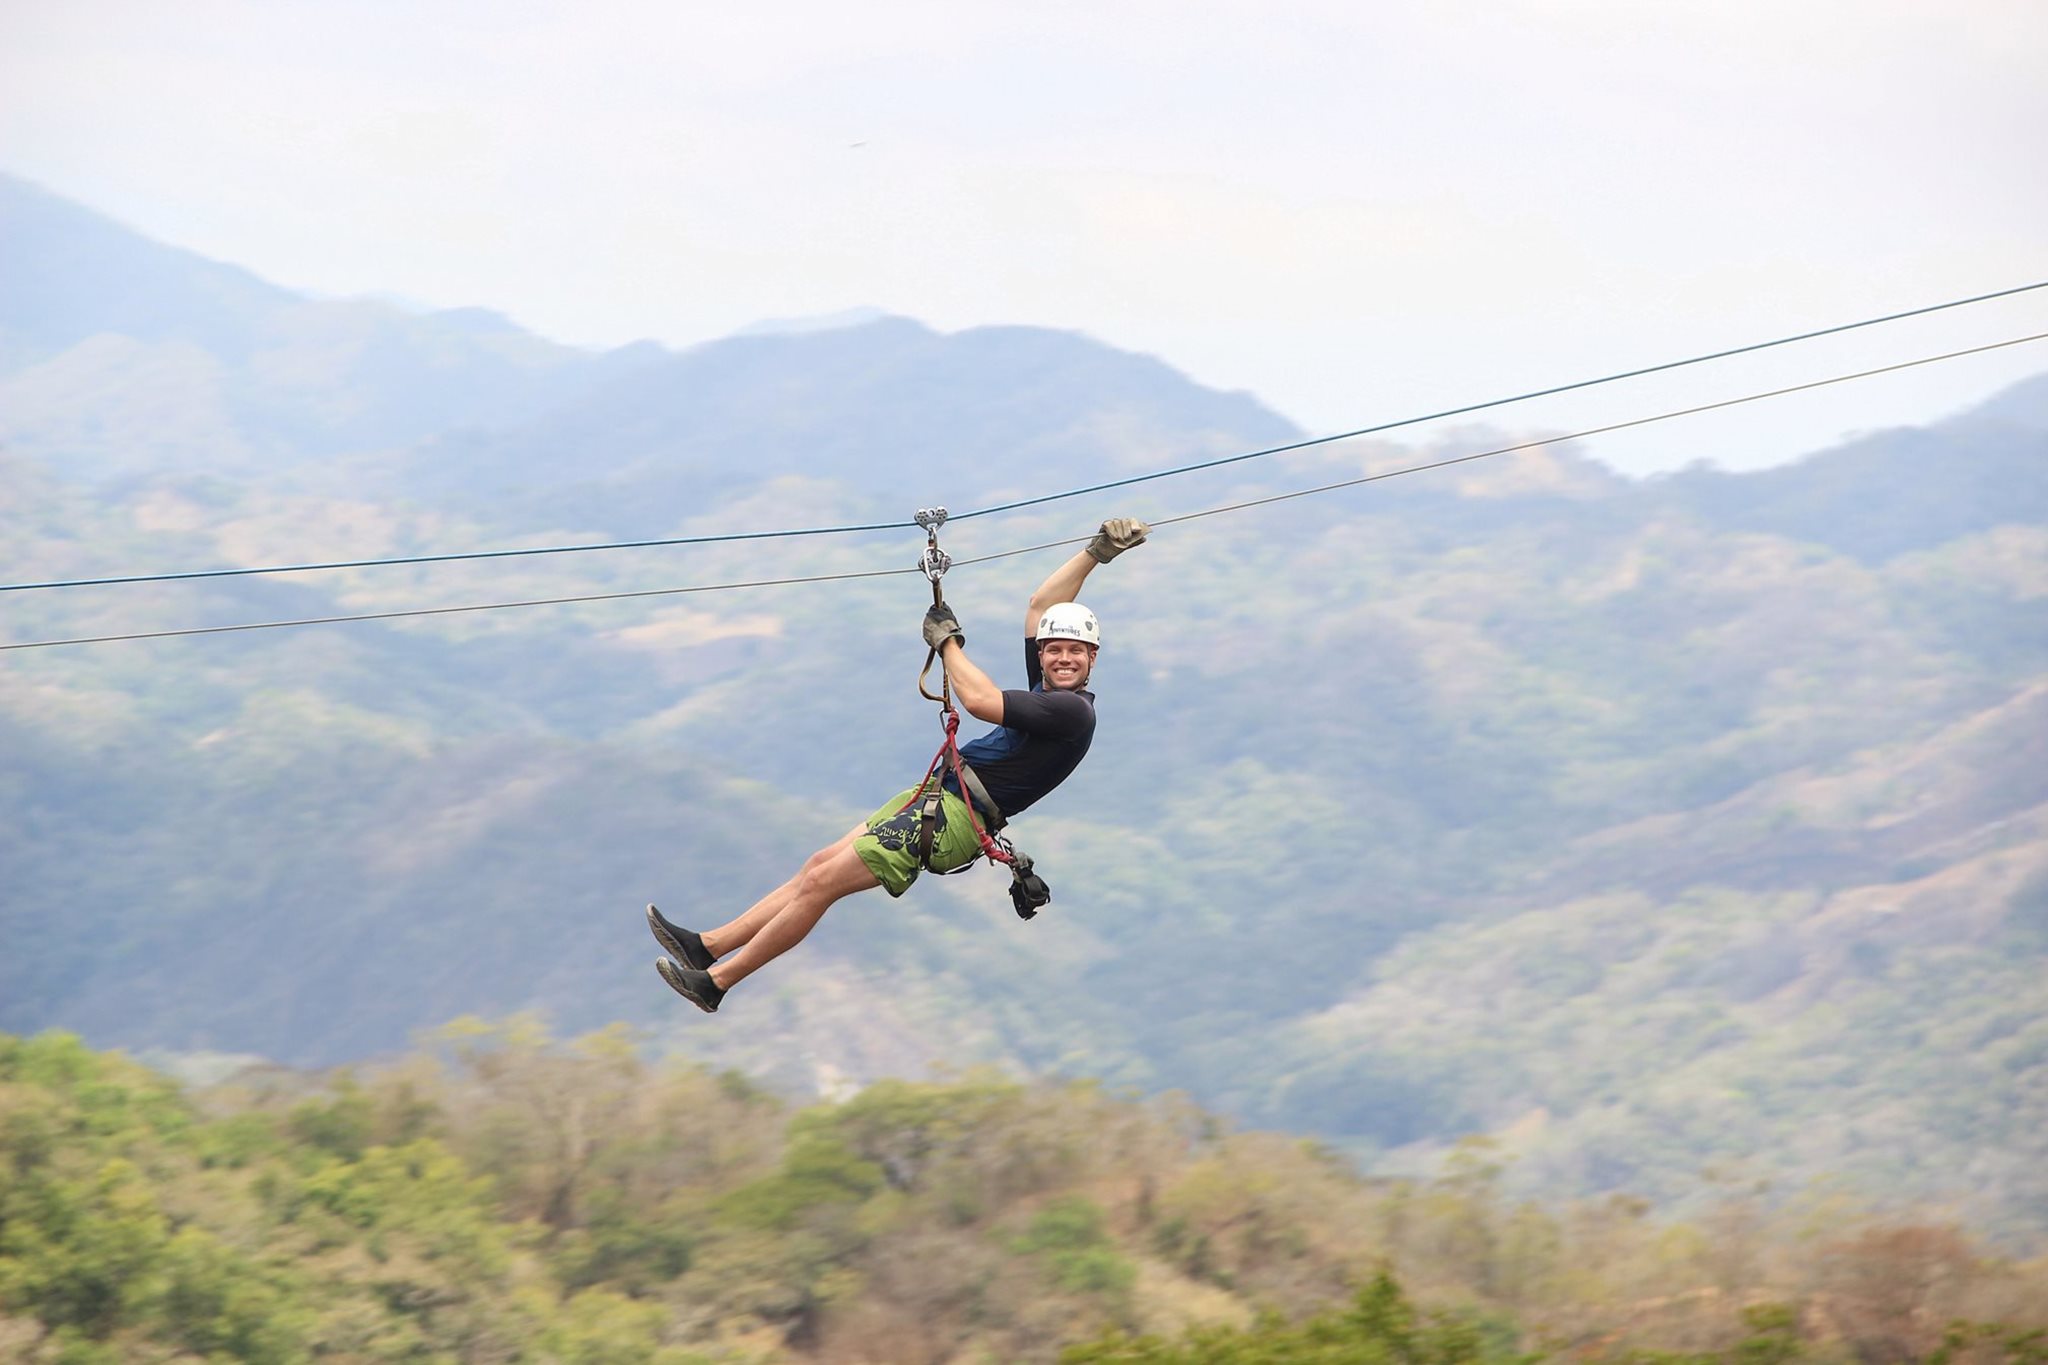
[5, 0, 2045, 474]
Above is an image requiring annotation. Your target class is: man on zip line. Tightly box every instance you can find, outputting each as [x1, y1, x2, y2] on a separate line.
[648, 517, 1150, 1014]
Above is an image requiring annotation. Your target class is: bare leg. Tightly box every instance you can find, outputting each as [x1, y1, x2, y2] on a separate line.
[700, 824, 866, 957]
[709, 841, 882, 990]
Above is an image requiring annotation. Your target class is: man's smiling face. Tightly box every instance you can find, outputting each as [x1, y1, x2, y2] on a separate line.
[1039, 638, 1096, 691]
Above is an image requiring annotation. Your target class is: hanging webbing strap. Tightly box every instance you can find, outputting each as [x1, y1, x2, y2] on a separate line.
[915, 507, 953, 707]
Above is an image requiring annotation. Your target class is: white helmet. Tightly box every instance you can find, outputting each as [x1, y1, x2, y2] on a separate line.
[1037, 602, 1100, 647]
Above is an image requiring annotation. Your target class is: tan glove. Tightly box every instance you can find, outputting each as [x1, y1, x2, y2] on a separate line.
[1086, 517, 1150, 563]
[923, 602, 965, 651]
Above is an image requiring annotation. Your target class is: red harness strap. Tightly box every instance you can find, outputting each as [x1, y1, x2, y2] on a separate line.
[897, 705, 1015, 868]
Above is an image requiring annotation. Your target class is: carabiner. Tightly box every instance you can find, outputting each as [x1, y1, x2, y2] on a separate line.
[916, 506, 952, 584]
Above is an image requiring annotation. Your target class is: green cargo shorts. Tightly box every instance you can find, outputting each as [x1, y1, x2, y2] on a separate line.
[855, 781, 984, 897]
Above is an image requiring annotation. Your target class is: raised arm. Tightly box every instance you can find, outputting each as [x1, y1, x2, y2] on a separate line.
[923, 600, 1007, 724]
[1023, 518, 1148, 633]
[938, 637, 1005, 723]
[1023, 550, 1100, 635]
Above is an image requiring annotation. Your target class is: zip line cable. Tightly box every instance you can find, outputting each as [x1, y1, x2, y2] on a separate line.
[0, 566, 922, 651]
[947, 282, 2048, 525]
[1145, 329, 2048, 533]
[1, 517, 909, 593]
[6, 278, 2045, 596]
[926, 329, 2048, 564]
[8, 328, 2042, 654]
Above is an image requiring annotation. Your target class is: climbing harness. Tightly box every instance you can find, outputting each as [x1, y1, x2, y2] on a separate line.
[901, 507, 1054, 920]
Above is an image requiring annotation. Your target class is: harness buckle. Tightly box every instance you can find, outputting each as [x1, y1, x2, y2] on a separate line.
[916, 793, 943, 870]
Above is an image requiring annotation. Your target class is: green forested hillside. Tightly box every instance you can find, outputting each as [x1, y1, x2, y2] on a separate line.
[3, 181, 2046, 1244]
[5, 1029, 2044, 1364]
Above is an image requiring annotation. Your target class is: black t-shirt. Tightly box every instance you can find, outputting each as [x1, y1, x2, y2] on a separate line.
[948, 637, 1096, 817]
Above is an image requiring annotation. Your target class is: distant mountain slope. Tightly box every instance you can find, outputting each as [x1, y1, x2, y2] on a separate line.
[1, 174, 1298, 525]
[0, 174, 659, 474]
[0, 174, 294, 363]
[1652, 388, 2048, 562]
[390, 315, 1301, 524]
[1969, 370, 2048, 433]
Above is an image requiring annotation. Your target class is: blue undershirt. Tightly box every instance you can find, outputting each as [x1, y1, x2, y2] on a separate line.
[947, 637, 1096, 818]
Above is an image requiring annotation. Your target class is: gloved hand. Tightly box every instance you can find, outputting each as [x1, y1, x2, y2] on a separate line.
[1087, 517, 1150, 563]
[923, 602, 965, 651]
[1009, 858, 1051, 919]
